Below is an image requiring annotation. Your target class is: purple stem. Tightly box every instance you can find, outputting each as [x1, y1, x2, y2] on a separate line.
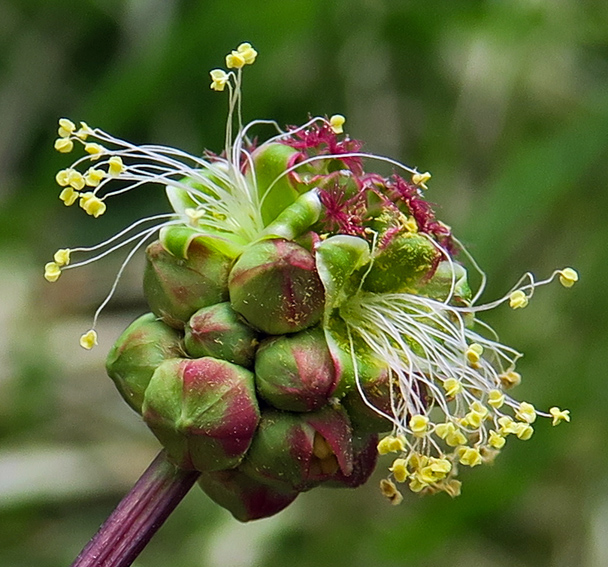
[71, 450, 200, 567]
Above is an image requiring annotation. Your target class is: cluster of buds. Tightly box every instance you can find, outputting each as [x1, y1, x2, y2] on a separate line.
[45, 43, 577, 518]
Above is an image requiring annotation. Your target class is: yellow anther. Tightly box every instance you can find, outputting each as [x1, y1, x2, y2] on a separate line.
[210, 69, 229, 92]
[434, 422, 456, 440]
[408, 475, 428, 493]
[55, 169, 72, 186]
[559, 267, 579, 288]
[412, 171, 431, 190]
[458, 447, 482, 467]
[79, 330, 98, 350]
[226, 51, 246, 69]
[108, 156, 125, 176]
[58, 118, 76, 138]
[488, 430, 506, 449]
[443, 377, 462, 397]
[85, 168, 105, 187]
[407, 452, 428, 471]
[403, 216, 418, 233]
[515, 401, 537, 423]
[549, 407, 570, 426]
[54, 137, 74, 153]
[509, 289, 529, 309]
[428, 457, 452, 475]
[497, 415, 517, 436]
[59, 187, 79, 206]
[85, 143, 105, 158]
[514, 422, 534, 440]
[329, 114, 346, 134]
[377, 435, 405, 455]
[499, 370, 521, 389]
[44, 262, 62, 282]
[488, 389, 505, 408]
[236, 42, 258, 65]
[409, 414, 430, 437]
[380, 478, 403, 504]
[466, 343, 483, 365]
[470, 401, 489, 418]
[68, 170, 85, 190]
[389, 458, 408, 483]
[53, 249, 71, 266]
[462, 411, 483, 429]
[80, 192, 107, 217]
[75, 122, 93, 140]
[446, 429, 467, 447]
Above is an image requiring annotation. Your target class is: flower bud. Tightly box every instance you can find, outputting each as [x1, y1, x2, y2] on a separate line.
[228, 239, 325, 335]
[184, 302, 259, 367]
[254, 327, 337, 411]
[363, 233, 439, 293]
[105, 313, 183, 413]
[241, 406, 354, 492]
[198, 468, 299, 522]
[142, 357, 260, 472]
[416, 260, 472, 305]
[143, 238, 232, 328]
[324, 433, 379, 488]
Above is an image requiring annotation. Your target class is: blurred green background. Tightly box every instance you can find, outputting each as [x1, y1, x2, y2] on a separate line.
[0, 0, 606, 566]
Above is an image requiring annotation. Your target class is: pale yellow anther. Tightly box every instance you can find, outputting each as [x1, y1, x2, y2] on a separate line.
[559, 267, 579, 288]
[470, 401, 489, 419]
[59, 187, 79, 206]
[499, 370, 521, 389]
[68, 170, 85, 191]
[443, 377, 462, 397]
[409, 414, 430, 438]
[434, 422, 456, 440]
[58, 118, 76, 138]
[85, 143, 105, 158]
[108, 156, 125, 177]
[407, 452, 429, 471]
[408, 475, 428, 493]
[377, 435, 405, 455]
[443, 479, 462, 498]
[380, 478, 403, 504]
[428, 457, 452, 475]
[329, 114, 346, 134]
[44, 262, 61, 282]
[412, 171, 431, 190]
[515, 401, 537, 423]
[55, 169, 72, 187]
[85, 168, 105, 187]
[226, 51, 246, 69]
[497, 416, 517, 436]
[185, 207, 206, 226]
[488, 430, 506, 449]
[80, 192, 107, 217]
[462, 411, 483, 429]
[75, 122, 93, 140]
[466, 343, 483, 365]
[210, 69, 229, 92]
[458, 447, 482, 467]
[514, 422, 534, 440]
[236, 42, 258, 65]
[509, 289, 529, 309]
[446, 429, 467, 447]
[54, 137, 74, 153]
[53, 249, 71, 267]
[79, 330, 98, 350]
[389, 458, 409, 483]
[488, 389, 505, 408]
[549, 407, 570, 426]
[403, 216, 418, 233]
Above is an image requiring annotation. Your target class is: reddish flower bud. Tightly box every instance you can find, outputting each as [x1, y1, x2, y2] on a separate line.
[184, 302, 259, 368]
[255, 327, 337, 411]
[324, 433, 379, 488]
[241, 406, 354, 492]
[228, 239, 325, 335]
[105, 313, 182, 413]
[198, 468, 298, 522]
[144, 238, 231, 329]
[142, 357, 260, 472]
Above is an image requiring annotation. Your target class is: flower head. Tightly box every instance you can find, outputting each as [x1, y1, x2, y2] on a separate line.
[45, 43, 575, 511]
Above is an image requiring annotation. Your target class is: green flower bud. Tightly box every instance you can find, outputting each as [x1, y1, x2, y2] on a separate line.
[417, 261, 472, 305]
[250, 142, 301, 226]
[241, 406, 354, 492]
[228, 239, 325, 335]
[105, 313, 183, 413]
[184, 302, 259, 367]
[142, 357, 260, 472]
[255, 327, 337, 412]
[143, 238, 232, 329]
[198, 468, 298, 522]
[363, 233, 439, 293]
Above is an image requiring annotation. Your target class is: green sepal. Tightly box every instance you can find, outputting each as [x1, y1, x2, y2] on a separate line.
[159, 225, 244, 260]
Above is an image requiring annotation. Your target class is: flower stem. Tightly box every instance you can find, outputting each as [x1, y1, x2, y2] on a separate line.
[71, 450, 200, 567]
